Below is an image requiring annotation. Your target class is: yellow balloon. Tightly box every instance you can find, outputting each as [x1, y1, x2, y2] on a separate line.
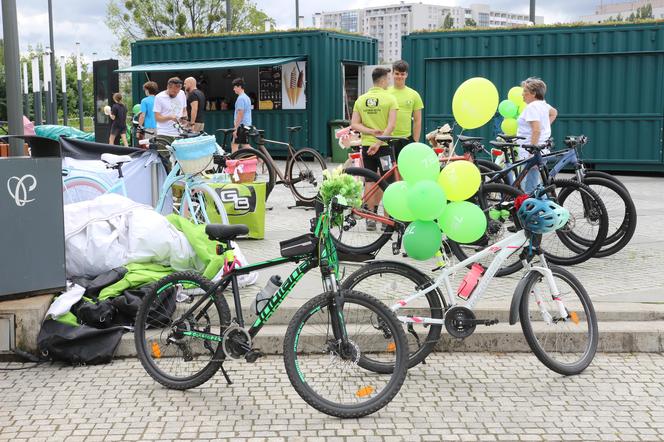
[518, 101, 527, 115]
[508, 86, 524, 105]
[452, 77, 499, 130]
[501, 118, 518, 136]
[437, 160, 481, 202]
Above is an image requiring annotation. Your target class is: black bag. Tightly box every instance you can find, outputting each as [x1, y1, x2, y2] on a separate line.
[280, 233, 318, 258]
[37, 320, 125, 365]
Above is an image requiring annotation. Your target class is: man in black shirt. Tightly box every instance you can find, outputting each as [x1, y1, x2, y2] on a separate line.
[184, 77, 206, 133]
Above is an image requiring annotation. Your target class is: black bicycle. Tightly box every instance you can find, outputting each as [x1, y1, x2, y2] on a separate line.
[134, 198, 408, 418]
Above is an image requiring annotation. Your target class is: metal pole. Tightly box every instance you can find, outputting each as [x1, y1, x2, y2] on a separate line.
[23, 62, 30, 121]
[43, 50, 52, 124]
[296, 0, 300, 28]
[61, 56, 68, 126]
[76, 42, 84, 130]
[530, 0, 536, 24]
[32, 56, 42, 126]
[226, 0, 232, 31]
[2, 0, 24, 154]
[48, 0, 58, 123]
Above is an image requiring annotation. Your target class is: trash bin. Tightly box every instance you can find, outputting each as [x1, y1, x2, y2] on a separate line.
[329, 119, 350, 164]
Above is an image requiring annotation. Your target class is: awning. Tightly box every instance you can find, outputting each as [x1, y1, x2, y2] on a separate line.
[116, 56, 305, 73]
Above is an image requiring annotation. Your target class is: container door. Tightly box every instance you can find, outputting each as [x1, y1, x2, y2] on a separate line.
[93, 59, 119, 143]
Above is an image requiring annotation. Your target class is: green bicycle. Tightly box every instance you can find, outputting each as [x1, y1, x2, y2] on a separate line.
[133, 198, 409, 418]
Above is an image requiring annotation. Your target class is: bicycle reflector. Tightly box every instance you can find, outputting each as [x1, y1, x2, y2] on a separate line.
[386, 342, 396, 352]
[491, 148, 503, 157]
[151, 341, 162, 359]
[569, 311, 580, 325]
[514, 194, 530, 211]
[356, 386, 375, 398]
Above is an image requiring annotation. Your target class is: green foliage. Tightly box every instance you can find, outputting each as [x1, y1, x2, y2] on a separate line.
[443, 13, 454, 29]
[464, 18, 477, 27]
[319, 167, 363, 226]
[0, 39, 6, 120]
[106, 0, 277, 56]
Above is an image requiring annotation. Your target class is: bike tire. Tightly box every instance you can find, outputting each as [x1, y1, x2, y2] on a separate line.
[542, 179, 608, 266]
[564, 176, 636, 258]
[134, 272, 232, 390]
[62, 176, 111, 204]
[519, 265, 598, 376]
[584, 170, 629, 192]
[286, 147, 328, 203]
[180, 183, 229, 225]
[283, 290, 409, 418]
[475, 158, 507, 184]
[229, 148, 276, 200]
[447, 182, 525, 277]
[332, 166, 395, 256]
[340, 260, 444, 368]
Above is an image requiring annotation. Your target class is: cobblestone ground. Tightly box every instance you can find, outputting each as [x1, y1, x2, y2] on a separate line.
[1, 353, 664, 441]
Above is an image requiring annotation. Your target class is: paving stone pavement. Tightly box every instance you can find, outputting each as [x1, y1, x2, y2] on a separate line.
[1, 353, 664, 441]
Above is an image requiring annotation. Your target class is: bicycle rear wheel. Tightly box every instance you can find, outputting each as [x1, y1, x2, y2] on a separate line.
[62, 176, 110, 204]
[229, 148, 276, 200]
[134, 272, 232, 390]
[286, 147, 328, 203]
[283, 290, 408, 418]
[331, 166, 395, 256]
[340, 261, 444, 368]
[180, 183, 228, 225]
[519, 265, 598, 376]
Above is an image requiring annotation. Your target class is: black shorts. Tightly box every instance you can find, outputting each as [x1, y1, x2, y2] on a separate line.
[234, 125, 249, 145]
[110, 125, 127, 137]
[362, 146, 395, 181]
[393, 136, 415, 160]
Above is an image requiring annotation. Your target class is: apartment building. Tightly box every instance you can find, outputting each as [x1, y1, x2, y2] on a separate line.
[580, 0, 664, 22]
[313, 2, 544, 62]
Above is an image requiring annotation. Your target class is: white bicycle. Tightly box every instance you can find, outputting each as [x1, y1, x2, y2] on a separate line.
[342, 187, 598, 376]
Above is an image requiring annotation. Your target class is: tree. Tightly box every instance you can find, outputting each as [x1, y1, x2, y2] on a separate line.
[465, 18, 477, 27]
[443, 13, 454, 29]
[636, 3, 653, 19]
[107, 0, 277, 56]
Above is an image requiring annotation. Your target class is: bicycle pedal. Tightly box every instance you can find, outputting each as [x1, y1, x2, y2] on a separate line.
[244, 349, 264, 363]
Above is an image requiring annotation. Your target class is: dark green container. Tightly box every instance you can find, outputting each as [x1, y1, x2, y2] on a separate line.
[402, 22, 664, 172]
[128, 31, 376, 157]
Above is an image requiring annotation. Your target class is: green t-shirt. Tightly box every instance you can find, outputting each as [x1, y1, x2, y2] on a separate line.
[353, 87, 399, 146]
[388, 86, 424, 138]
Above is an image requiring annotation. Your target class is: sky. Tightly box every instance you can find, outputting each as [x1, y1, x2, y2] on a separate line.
[0, 0, 600, 62]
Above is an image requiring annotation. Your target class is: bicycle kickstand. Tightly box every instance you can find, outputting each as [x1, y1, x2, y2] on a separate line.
[219, 362, 233, 385]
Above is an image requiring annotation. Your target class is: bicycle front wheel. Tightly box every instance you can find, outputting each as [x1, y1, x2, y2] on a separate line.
[283, 290, 409, 418]
[518, 265, 598, 375]
[286, 147, 328, 203]
[340, 261, 444, 368]
[180, 183, 228, 224]
[134, 272, 231, 390]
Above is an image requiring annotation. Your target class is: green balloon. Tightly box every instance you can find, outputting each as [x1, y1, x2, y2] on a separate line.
[403, 220, 442, 260]
[438, 201, 487, 244]
[397, 142, 440, 184]
[407, 180, 447, 221]
[498, 99, 518, 119]
[501, 118, 518, 136]
[132, 104, 141, 114]
[382, 181, 415, 221]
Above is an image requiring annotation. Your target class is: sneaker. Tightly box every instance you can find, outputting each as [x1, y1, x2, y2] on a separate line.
[366, 219, 377, 231]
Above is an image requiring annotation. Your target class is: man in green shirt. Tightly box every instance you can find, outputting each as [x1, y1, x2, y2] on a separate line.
[351, 67, 398, 230]
[389, 60, 424, 159]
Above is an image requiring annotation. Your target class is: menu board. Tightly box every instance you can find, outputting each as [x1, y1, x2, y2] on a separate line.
[258, 66, 282, 110]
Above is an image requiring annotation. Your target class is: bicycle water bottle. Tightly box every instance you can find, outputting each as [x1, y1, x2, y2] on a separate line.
[251, 275, 283, 314]
[457, 263, 485, 300]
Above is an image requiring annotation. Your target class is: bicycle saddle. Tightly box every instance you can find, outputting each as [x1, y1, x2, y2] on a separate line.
[376, 135, 409, 143]
[497, 134, 525, 142]
[101, 153, 132, 166]
[205, 224, 249, 242]
[287, 126, 302, 132]
[457, 135, 483, 142]
[490, 140, 518, 148]
[216, 128, 235, 135]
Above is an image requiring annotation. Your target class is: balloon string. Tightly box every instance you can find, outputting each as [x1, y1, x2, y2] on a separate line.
[447, 128, 463, 164]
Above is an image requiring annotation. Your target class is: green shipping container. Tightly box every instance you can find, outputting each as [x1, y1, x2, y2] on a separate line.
[123, 30, 376, 157]
[402, 22, 664, 172]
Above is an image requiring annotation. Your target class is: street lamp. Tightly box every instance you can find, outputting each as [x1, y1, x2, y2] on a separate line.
[22, 62, 29, 119]
[43, 49, 52, 124]
[76, 42, 84, 130]
[61, 55, 68, 126]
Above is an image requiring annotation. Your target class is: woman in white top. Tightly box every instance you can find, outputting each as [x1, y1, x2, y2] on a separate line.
[517, 77, 558, 193]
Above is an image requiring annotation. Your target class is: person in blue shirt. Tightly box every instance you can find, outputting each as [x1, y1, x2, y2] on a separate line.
[231, 77, 252, 152]
[138, 81, 158, 140]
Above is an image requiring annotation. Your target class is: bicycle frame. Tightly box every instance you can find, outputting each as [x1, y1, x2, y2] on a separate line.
[173, 208, 342, 340]
[390, 230, 564, 326]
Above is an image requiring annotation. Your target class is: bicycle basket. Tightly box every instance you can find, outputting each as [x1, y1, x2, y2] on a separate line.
[225, 157, 258, 183]
[280, 233, 318, 258]
[171, 135, 217, 175]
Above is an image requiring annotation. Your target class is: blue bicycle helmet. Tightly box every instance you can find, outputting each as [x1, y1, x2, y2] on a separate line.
[517, 198, 570, 234]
